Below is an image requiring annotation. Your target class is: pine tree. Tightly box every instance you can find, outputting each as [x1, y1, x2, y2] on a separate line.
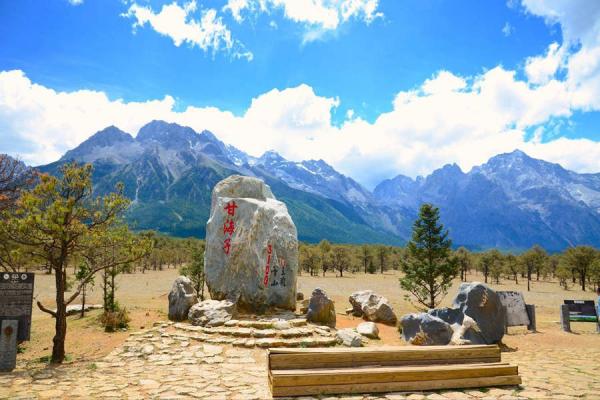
[399, 203, 458, 309]
[0, 163, 150, 363]
[180, 242, 206, 300]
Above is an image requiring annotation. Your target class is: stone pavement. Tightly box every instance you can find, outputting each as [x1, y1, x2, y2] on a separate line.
[0, 322, 598, 400]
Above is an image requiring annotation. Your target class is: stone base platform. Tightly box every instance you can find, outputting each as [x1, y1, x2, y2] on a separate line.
[171, 315, 338, 348]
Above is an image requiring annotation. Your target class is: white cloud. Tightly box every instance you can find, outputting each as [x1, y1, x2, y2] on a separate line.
[123, 1, 252, 61]
[67, 0, 83, 5]
[502, 22, 514, 36]
[520, 1, 600, 108]
[525, 42, 563, 84]
[2, 67, 599, 189]
[223, 0, 383, 42]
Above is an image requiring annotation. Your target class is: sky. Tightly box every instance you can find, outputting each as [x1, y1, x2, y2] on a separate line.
[1, 0, 600, 189]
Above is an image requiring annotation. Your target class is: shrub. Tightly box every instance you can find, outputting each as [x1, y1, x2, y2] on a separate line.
[99, 304, 130, 332]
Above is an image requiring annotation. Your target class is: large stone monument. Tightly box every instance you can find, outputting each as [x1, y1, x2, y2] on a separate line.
[205, 175, 298, 312]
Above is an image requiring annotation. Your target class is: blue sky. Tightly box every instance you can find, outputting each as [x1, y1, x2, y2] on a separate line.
[1, 0, 600, 188]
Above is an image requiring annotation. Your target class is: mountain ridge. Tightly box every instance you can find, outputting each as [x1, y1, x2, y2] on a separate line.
[39, 121, 600, 251]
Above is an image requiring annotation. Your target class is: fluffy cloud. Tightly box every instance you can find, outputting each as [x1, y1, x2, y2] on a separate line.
[521, 0, 600, 108]
[2, 66, 600, 189]
[123, 1, 252, 61]
[223, 0, 383, 42]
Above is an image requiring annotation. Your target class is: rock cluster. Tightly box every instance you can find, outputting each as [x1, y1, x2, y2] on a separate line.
[188, 299, 236, 327]
[306, 288, 336, 328]
[400, 282, 506, 346]
[204, 175, 298, 312]
[349, 290, 397, 325]
[168, 276, 197, 321]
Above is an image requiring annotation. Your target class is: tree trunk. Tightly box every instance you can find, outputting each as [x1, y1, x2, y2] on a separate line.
[51, 267, 67, 364]
[80, 284, 86, 319]
[581, 270, 586, 291]
[103, 270, 108, 312]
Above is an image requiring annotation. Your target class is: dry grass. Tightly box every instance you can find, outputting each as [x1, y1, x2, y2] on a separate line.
[20, 267, 600, 365]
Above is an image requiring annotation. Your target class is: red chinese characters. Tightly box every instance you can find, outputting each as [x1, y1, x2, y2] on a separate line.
[223, 201, 237, 255]
[263, 244, 272, 286]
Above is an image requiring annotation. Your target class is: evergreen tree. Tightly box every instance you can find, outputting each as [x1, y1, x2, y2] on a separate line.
[0, 163, 150, 363]
[400, 203, 458, 309]
[180, 242, 206, 300]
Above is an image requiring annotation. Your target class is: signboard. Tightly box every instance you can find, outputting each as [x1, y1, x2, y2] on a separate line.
[0, 272, 35, 341]
[497, 291, 530, 327]
[564, 300, 598, 322]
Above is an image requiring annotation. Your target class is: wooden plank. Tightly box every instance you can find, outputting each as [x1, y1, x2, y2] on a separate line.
[271, 374, 522, 397]
[269, 346, 500, 370]
[268, 344, 497, 354]
[271, 363, 517, 387]
[270, 355, 501, 370]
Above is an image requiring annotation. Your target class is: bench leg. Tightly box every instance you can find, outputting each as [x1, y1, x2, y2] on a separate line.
[560, 305, 571, 333]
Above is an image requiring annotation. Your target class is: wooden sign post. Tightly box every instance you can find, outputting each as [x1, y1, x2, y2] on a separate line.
[0, 272, 35, 372]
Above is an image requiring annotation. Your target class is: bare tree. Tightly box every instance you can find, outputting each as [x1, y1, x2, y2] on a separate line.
[0, 154, 33, 211]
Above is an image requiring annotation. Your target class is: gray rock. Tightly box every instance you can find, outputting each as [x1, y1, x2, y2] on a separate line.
[306, 288, 336, 328]
[452, 282, 505, 344]
[349, 290, 397, 325]
[188, 300, 236, 327]
[399, 313, 453, 345]
[429, 307, 485, 345]
[336, 328, 363, 347]
[356, 322, 379, 339]
[61, 304, 103, 316]
[168, 276, 198, 321]
[204, 175, 298, 312]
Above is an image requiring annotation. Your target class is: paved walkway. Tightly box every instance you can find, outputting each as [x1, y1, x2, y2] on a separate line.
[1, 322, 599, 399]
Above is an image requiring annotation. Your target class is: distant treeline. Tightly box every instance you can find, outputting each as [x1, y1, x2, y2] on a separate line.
[298, 241, 600, 293]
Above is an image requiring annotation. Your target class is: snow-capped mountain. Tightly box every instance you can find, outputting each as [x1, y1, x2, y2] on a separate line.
[374, 150, 600, 251]
[40, 121, 600, 251]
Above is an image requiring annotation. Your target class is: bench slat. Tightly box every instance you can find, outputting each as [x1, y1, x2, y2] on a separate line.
[271, 374, 522, 397]
[269, 345, 500, 370]
[271, 363, 517, 387]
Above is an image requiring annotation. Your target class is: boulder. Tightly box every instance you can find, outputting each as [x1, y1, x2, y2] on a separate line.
[336, 328, 363, 347]
[356, 322, 379, 339]
[168, 276, 198, 321]
[61, 304, 103, 316]
[400, 313, 453, 345]
[452, 282, 506, 344]
[399, 283, 505, 346]
[188, 299, 236, 327]
[306, 288, 336, 328]
[349, 290, 397, 324]
[429, 308, 485, 345]
[204, 175, 298, 312]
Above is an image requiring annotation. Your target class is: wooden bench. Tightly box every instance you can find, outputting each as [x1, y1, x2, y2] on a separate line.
[267, 345, 521, 397]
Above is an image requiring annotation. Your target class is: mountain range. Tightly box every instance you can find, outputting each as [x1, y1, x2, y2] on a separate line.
[37, 120, 600, 252]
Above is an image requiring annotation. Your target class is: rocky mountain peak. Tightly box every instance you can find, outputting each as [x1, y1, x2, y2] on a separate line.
[60, 126, 135, 162]
[258, 150, 286, 164]
[136, 120, 198, 145]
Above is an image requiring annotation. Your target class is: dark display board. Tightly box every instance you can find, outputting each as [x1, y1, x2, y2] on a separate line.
[0, 272, 35, 341]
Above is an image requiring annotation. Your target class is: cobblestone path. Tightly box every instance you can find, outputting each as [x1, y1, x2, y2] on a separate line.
[1, 322, 598, 400]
